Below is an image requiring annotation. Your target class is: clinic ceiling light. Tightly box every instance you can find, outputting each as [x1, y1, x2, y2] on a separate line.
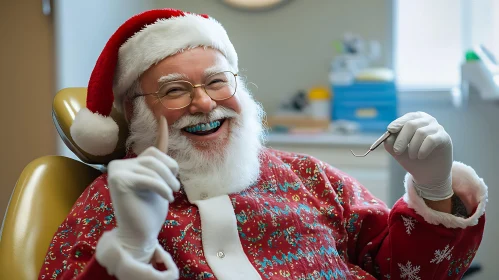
[221, 0, 292, 11]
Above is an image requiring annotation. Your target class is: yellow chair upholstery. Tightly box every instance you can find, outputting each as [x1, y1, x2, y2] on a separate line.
[0, 156, 102, 280]
[52, 87, 129, 165]
[0, 87, 128, 279]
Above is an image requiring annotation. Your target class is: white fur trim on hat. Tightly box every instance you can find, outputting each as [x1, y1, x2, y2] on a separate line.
[113, 13, 238, 110]
[70, 108, 119, 156]
[403, 161, 488, 228]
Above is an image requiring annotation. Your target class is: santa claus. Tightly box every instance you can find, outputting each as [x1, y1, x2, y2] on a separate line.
[39, 9, 487, 280]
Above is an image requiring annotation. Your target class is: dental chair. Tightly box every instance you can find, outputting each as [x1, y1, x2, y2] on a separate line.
[0, 88, 128, 280]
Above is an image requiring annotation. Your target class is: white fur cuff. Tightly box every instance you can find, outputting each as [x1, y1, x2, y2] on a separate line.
[95, 229, 179, 280]
[403, 161, 488, 228]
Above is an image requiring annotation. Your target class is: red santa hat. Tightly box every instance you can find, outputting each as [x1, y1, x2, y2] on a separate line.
[70, 8, 238, 156]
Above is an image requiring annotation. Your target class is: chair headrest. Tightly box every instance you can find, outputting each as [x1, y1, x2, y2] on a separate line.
[52, 88, 129, 165]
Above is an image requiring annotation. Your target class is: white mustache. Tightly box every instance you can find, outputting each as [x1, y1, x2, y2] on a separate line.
[171, 107, 239, 130]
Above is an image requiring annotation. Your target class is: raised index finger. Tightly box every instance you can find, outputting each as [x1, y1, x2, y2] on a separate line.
[155, 116, 169, 153]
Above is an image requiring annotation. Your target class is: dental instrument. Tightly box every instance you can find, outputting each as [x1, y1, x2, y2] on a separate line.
[350, 131, 391, 157]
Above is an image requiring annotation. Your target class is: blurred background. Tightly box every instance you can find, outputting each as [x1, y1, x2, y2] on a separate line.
[1, 0, 498, 278]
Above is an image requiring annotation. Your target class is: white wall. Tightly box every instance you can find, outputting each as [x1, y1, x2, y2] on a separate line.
[53, 0, 155, 157]
[153, 0, 393, 115]
[468, 0, 499, 57]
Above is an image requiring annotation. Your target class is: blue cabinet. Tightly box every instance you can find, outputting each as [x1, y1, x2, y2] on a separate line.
[332, 81, 398, 132]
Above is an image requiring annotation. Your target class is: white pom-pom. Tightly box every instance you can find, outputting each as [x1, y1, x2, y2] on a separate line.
[70, 108, 119, 156]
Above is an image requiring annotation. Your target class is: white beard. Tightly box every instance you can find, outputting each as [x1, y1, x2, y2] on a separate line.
[126, 80, 266, 200]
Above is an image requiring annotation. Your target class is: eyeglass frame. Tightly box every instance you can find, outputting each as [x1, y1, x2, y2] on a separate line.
[131, 70, 238, 110]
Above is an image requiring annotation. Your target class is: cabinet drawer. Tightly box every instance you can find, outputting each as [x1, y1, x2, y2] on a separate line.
[266, 144, 389, 169]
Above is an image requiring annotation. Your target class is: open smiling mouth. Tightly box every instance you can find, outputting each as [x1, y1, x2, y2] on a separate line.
[183, 118, 226, 136]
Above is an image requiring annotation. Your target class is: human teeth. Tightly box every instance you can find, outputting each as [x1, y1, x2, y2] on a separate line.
[185, 120, 222, 133]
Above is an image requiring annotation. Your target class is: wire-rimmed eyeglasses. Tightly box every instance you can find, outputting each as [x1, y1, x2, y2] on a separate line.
[132, 71, 238, 110]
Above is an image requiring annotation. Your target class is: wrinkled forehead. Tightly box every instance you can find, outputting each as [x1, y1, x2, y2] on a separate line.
[147, 47, 233, 83]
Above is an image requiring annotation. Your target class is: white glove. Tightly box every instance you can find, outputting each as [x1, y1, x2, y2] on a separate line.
[384, 112, 454, 201]
[97, 116, 180, 279]
[107, 146, 180, 260]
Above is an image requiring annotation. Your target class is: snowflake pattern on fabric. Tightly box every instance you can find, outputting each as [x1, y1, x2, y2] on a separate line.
[398, 261, 421, 280]
[401, 215, 417, 235]
[37, 148, 486, 280]
[430, 244, 453, 264]
[40, 149, 390, 280]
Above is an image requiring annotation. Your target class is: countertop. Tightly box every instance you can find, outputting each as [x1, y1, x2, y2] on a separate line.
[265, 132, 383, 146]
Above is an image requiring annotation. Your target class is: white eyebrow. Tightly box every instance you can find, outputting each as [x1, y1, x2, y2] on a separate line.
[157, 66, 228, 84]
[157, 73, 189, 84]
[204, 65, 226, 77]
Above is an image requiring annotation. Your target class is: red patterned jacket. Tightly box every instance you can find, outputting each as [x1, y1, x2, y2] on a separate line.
[38, 148, 487, 280]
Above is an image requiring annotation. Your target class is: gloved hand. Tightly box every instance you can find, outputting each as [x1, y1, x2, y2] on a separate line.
[107, 146, 180, 260]
[99, 116, 180, 279]
[384, 112, 454, 201]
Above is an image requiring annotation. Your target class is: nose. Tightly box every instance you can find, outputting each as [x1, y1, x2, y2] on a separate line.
[188, 86, 216, 114]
